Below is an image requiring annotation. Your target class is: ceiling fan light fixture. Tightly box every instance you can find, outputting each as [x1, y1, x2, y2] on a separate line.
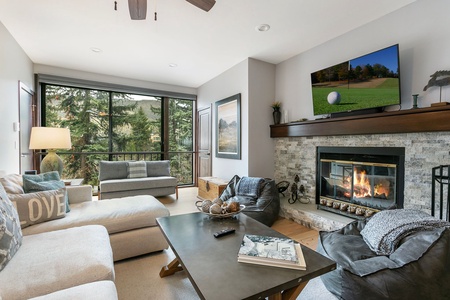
[185, 0, 216, 12]
[128, 0, 147, 20]
[255, 24, 271, 32]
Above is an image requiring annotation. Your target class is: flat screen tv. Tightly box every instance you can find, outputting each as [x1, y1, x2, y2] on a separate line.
[310, 44, 401, 117]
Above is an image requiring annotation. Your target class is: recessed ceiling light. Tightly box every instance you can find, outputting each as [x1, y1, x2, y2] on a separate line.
[90, 47, 102, 53]
[255, 24, 270, 32]
[169, 63, 178, 68]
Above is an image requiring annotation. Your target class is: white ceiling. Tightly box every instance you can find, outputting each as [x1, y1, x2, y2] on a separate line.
[0, 0, 415, 88]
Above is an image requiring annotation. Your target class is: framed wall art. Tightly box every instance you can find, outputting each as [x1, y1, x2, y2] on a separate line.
[215, 93, 241, 159]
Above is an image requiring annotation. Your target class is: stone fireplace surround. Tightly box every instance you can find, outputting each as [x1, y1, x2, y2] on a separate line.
[274, 132, 450, 231]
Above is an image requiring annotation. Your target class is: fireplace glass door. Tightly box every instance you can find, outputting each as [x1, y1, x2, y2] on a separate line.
[320, 159, 397, 212]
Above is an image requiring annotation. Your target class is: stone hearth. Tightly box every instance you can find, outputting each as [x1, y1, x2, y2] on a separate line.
[274, 132, 450, 231]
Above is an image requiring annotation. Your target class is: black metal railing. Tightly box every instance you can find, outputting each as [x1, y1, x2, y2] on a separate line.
[34, 151, 195, 187]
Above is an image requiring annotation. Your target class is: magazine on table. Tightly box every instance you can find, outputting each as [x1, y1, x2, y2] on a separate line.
[237, 234, 306, 270]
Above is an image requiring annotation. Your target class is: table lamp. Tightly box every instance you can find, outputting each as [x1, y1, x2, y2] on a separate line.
[29, 127, 72, 176]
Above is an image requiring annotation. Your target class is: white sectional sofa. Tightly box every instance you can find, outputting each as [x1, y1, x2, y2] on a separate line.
[98, 160, 178, 200]
[0, 173, 171, 299]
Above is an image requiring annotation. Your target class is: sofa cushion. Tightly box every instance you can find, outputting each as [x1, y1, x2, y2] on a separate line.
[29, 281, 118, 300]
[0, 174, 24, 194]
[0, 225, 114, 300]
[99, 161, 128, 181]
[9, 188, 67, 229]
[127, 161, 147, 178]
[0, 183, 23, 271]
[146, 160, 171, 177]
[22, 195, 170, 236]
[100, 176, 177, 193]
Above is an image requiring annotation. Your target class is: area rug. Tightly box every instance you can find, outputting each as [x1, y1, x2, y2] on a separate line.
[114, 247, 336, 300]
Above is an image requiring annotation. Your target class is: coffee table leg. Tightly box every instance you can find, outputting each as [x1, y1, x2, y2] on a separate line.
[159, 258, 184, 278]
[268, 280, 308, 300]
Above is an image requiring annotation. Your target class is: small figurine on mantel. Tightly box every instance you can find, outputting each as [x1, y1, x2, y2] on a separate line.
[423, 70, 450, 106]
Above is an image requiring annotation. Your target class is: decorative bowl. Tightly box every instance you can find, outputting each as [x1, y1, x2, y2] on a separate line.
[195, 201, 245, 219]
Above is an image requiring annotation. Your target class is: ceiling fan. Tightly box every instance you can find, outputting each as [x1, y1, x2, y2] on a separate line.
[127, 0, 216, 20]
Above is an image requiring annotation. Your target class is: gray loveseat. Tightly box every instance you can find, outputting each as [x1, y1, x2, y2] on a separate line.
[99, 160, 178, 200]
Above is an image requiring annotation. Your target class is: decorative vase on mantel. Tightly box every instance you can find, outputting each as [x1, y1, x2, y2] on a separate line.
[273, 108, 281, 125]
[271, 101, 282, 125]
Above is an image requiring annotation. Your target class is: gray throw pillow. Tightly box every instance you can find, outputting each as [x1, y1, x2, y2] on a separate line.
[22, 172, 70, 213]
[9, 188, 67, 229]
[0, 183, 23, 271]
[127, 161, 148, 178]
[146, 160, 171, 177]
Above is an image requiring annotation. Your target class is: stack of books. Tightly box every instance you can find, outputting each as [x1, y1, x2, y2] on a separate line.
[237, 234, 306, 270]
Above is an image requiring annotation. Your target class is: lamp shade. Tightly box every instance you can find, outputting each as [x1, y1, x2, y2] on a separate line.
[29, 127, 72, 150]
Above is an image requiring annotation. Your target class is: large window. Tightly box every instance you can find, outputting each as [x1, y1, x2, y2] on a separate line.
[41, 82, 195, 187]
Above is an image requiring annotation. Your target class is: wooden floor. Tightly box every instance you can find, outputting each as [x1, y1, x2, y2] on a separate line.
[158, 187, 319, 250]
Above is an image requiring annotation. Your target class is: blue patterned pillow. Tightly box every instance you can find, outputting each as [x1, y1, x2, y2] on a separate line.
[22, 172, 70, 213]
[0, 183, 23, 271]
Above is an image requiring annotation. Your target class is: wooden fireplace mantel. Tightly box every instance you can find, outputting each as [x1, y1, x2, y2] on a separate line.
[270, 106, 450, 138]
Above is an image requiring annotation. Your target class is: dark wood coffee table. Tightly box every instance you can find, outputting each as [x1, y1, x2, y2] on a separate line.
[157, 212, 336, 300]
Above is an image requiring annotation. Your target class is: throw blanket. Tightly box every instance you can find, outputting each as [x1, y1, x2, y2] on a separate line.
[236, 177, 264, 198]
[361, 209, 450, 255]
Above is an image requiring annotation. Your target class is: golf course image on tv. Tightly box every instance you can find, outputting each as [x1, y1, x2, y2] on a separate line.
[311, 44, 400, 116]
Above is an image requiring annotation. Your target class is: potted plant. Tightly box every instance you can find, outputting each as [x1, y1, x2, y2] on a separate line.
[271, 101, 282, 124]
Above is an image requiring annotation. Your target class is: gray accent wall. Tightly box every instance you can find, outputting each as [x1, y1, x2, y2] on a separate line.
[0, 22, 33, 174]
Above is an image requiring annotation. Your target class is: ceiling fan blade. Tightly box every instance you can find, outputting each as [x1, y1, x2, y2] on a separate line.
[186, 0, 216, 12]
[128, 0, 147, 20]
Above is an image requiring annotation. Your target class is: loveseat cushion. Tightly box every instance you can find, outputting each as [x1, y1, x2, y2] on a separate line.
[0, 225, 114, 300]
[100, 176, 177, 193]
[0, 183, 22, 271]
[9, 188, 67, 229]
[99, 161, 128, 181]
[146, 160, 171, 177]
[22, 195, 170, 236]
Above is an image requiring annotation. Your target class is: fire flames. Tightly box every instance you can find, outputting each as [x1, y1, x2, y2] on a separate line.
[344, 167, 390, 199]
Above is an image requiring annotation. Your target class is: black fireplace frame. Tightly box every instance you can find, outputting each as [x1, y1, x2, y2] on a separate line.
[316, 146, 405, 217]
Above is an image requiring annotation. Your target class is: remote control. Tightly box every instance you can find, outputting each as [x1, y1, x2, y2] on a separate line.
[214, 228, 235, 238]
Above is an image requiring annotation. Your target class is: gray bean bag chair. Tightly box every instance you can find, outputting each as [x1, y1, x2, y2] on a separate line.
[317, 209, 450, 300]
[219, 175, 280, 227]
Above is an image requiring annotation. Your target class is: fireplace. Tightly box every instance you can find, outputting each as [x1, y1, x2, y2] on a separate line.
[316, 146, 405, 219]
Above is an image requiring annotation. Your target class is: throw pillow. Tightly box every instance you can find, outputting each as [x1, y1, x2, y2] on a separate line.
[22, 171, 60, 187]
[0, 183, 23, 271]
[0, 174, 24, 194]
[9, 188, 67, 229]
[22, 172, 70, 213]
[127, 161, 148, 178]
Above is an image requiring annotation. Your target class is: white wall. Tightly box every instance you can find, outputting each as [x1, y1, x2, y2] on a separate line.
[197, 58, 276, 181]
[197, 59, 249, 180]
[0, 22, 33, 174]
[248, 58, 276, 177]
[276, 0, 450, 121]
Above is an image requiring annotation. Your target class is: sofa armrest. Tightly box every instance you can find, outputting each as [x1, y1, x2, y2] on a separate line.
[66, 185, 93, 204]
